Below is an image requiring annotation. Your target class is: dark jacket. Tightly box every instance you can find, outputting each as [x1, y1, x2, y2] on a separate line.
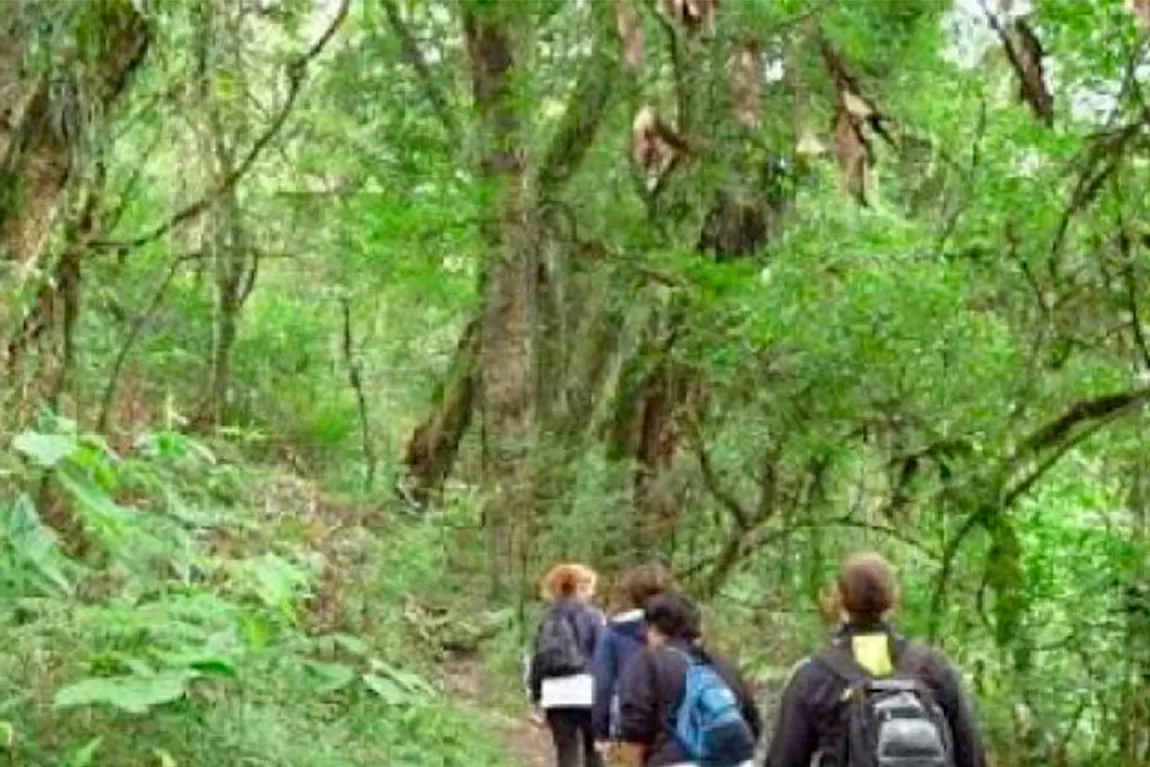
[765, 620, 988, 767]
[591, 609, 648, 738]
[619, 641, 763, 767]
[528, 598, 604, 704]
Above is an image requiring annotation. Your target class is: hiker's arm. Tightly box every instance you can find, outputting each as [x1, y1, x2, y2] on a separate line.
[737, 674, 763, 742]
[526, 637, 543, 704]
[590, 632, 616, 739]
[617, 652, 660, 747]
[764, 661, 817, 767]
[721, 658, 763, 742]
[936, 660, 989, 767]
[527, 658, 542, 704]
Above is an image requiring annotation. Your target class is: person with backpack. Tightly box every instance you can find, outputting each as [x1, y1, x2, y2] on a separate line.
[617, 592, 762, 767]
[591, 562, 674, 747]
[529, 563, 607, 767]
[764, 552, 988, 767]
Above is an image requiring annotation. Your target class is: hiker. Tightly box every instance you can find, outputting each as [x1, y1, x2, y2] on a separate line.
[591, 562, 674, 745]
[529, 563, 607, 767]
[765, 552, 988, 767]
[617, 592, 762, 767]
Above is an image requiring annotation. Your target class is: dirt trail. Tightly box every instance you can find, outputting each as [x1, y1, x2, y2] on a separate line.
[443, 658, 552, 767]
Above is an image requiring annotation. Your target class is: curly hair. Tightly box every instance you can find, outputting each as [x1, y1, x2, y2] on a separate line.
[541, 563, 598, 601]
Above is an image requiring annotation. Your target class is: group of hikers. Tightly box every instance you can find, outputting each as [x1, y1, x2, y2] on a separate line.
[525, 553, 987, 767]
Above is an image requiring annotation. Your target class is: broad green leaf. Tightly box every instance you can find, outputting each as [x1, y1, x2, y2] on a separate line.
[332, 633, 370, 657]
[152, 650, 237, 678]
[54, 671, 193, 714]
[1, 494, 73, 595]
[13, 432, 77, 468]
[368, 658, 435, 696]
[304, 660, 357, 694]
[361, 673, 410, 705]
[63, 736, 103, 767]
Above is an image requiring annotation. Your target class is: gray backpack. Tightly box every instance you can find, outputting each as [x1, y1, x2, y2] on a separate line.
[533, 605, 587, 678]
[818, 638, 955, 767]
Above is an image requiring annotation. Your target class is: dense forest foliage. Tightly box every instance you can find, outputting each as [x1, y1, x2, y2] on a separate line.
[2, 0, 1150, 764]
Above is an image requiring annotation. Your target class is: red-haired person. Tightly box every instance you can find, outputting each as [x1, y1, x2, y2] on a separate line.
[765, 553, 988, 767]
[528, 563, 606, 767]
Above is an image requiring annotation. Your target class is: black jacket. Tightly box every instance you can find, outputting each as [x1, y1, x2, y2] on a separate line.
[528, 599, 604, 704]
[619, 641, 763, 767]
[765, 621, 988, 767]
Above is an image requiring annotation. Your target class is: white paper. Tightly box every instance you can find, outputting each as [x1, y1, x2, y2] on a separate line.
[540, 673, 594, 709]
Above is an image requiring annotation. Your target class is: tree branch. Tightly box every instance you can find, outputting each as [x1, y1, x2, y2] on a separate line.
[1113, 181, 1150, 369]
[536, 4, 620, 200]
[693, 435, 751, 529]
[91, 0, 351, 253]
[97, 250, 205, 431]
[380, 0, 461, 144]
[340, 294, 377, 491]
[1016, 386, 1150, 459]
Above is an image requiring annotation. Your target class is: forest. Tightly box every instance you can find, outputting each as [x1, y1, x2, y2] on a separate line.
[0, 0, 1149, 764]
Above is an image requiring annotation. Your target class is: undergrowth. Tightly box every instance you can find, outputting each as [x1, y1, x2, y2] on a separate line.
[0, 418, 514, 766]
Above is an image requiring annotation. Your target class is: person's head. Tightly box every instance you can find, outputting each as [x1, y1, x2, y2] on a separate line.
[834, 552, 899, 622]
[644, 592, 701, 648]
[618, 562, 673, 610]
[541, 563, 598, 603]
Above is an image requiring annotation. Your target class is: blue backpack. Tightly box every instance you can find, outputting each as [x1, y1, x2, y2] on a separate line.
[668, 647, 756, 766]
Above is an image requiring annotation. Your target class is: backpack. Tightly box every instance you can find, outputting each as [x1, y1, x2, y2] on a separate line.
[533, 605, 587, 678]
[668, 647, 756, 767]
[818, 638, 955, 767]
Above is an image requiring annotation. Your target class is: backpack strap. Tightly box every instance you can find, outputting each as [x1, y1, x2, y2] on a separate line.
[817, 641, 869, 690]
[665, 645, 700, 667]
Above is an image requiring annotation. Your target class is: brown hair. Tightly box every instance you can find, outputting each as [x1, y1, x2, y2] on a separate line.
[619, 562, 673, 609]
[541, 563, 598, 601]
[837, 553, 898, 618]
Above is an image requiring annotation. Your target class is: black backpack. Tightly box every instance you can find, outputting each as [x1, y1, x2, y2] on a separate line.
[818, 637, 955, 767]
[533, 605, 588, 678]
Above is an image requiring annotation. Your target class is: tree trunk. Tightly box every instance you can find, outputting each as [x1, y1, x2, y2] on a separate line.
[463, 3, 538, 597]
[197, 0, 254, 428]
[402, 318, 479, 504]
[0, 2, 148, 340]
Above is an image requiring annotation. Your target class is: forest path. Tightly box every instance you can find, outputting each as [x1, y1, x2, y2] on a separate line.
[443, 657, 552, 767]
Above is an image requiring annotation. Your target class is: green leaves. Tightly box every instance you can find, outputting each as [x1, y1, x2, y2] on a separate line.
[0, 495, 74, 596]
[54, 671, 194, 715]
[13, 432, 77, 468]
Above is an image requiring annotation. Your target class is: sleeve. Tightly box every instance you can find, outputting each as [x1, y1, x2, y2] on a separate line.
[591, 629, 617, 739]
[764, 660, 819, 767]
[527, 622, 543, 704]
[618, 650, 660, 746]
[933, 657, 989, 767]
[736, 672, 763, 742]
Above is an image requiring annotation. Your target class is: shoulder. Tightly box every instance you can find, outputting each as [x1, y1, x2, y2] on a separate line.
[782, 655, 823, 691]
[627, 646, 661, 674]
[900, 639, 953, 673]
[899, 640, 964, 689]
[584, 605, 606, 624]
